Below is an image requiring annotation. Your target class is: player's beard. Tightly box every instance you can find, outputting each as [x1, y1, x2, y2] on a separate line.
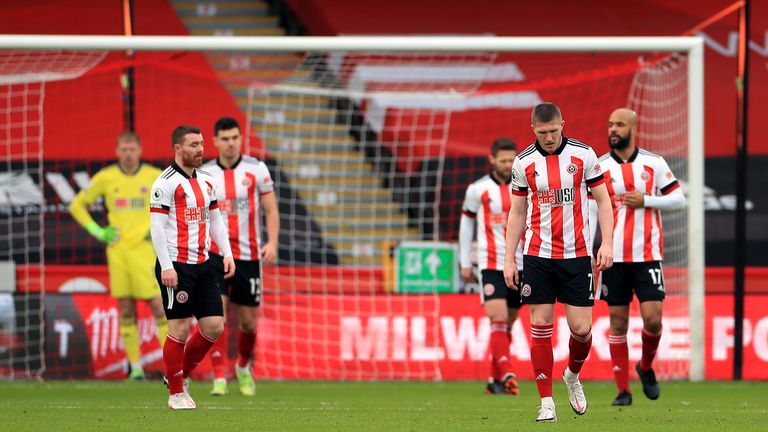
[493, 168, 511, 183]
[182, 151, 204, 168]
[609, 131, 631, 150]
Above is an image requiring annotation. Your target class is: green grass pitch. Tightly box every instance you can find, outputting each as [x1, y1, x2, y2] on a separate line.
[2, 380, 767, 431]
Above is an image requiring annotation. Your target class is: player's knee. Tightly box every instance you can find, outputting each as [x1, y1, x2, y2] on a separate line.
[644, 318, 662, 334]
[203, 319, 225, 339]
[609, 320, 629, 335]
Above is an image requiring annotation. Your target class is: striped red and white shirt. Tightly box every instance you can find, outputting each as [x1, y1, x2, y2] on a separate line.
[460, 173, 523, 270]
[510, 137, 605, 259]
[202, 156, 274, 261]
[598, 148, 680, 262]
[150, 162, 219, 265]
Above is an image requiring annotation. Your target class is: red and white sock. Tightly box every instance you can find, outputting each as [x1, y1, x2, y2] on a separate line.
[490, 321, 512, 379]
[568, 328, 592, 375]
[530, 324, 554, 398]
[236, 329, 256, 369]
[209, 325, 228, 379]
[609, 333, 630, 392]
[163, 334, 186, 395]
[183, 328, 216, 378]
[640, 327, 662, 371]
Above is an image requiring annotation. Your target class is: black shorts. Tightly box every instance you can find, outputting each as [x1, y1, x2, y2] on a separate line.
[600, 261, 666, 306]
[521, 255, 594, 307]
[209, 254, 263, 307]
[155, 260, 223, 320]
[480, 269, 522, 309]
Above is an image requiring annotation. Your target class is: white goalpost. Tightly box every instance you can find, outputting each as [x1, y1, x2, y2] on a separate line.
[0, 35, 704, 381]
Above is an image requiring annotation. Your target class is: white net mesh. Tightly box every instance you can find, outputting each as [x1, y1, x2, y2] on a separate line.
[0, 43, 696, 381]
[0, 50, 106, 379]
[627, 54, 689, 379]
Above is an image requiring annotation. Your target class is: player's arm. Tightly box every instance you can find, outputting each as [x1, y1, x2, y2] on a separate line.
[624, 158, 685, 210]
[458, 184, 478, 283]
[149, 179, 177, 288]
[150, 210, 176, 288]
[69, 172, 117, 244]
[591, 182, 614, 271]
[504, 161, 528, 288]
[587, 193, 600, 254]
[260, 191, 279, 266]
[585, 149, 613, 270]
[503, 194, 526, 288]
[209, 198, 236, 279]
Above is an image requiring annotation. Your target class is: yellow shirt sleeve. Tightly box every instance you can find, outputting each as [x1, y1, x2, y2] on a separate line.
[68, 169, 106, 230]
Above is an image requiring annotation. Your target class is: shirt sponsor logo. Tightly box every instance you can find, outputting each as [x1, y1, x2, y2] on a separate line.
[114, 197, 145, 210]
[183, 207, 210, 224]
[219, 197, 250, 214]
[536, 187, 576, 207]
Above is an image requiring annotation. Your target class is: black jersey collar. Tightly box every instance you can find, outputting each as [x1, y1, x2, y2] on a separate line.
[610, 146, 639, 164]
[216, 154, 242, 170]
[171, 161, 196, 179]
[535, 136, 568, 156]
[489, 171, 510, 185]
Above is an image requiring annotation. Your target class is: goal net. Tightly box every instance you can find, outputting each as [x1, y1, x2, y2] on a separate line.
[0, 37, 703, 381]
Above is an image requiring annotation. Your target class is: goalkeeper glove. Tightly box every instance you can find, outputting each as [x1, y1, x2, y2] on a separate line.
[86, 221, 118, 244]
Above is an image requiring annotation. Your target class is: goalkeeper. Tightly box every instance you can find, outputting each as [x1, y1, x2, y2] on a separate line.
[69, 132, 168, 380]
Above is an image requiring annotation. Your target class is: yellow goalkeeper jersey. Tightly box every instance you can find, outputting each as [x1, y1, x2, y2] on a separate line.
[69, 163, 162, 249]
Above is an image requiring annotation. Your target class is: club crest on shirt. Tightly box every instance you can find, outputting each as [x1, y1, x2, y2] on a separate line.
[641, 171, 651, 181]
[483, 283, 495, 296]
[566, 163, 578, 175]
[176, 291, 188, 303]
[521, 284, 531, 297]
[242, 177, 252, 188]
[140, 185, 148, 194]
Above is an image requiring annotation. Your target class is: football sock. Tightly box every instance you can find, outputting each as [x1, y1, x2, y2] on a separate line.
[119, 318, 141, 367]
[164, 334, 186, 394]
[530, 324, 554, 398]
[210, 325, 228, 379]
[155, 316, 168, 347]
[490, 321, 512, 379]
[609, 333, 630, 392]
[183, 328, 216, 378]
[568, 328, 592, 375]
[236, 329, 256, 369]
[640, 327, 662, 371]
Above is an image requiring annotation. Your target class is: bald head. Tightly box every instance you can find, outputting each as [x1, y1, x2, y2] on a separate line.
[608, 108, 638, 151]
[610, 108, 637, 127]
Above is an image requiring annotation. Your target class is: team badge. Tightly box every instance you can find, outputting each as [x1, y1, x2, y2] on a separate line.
[483, 283, 495, 296]
[242, 177, 252, 188]
[641, 172, 651, 181]
[140, 185, 148, 194]
[601, 284, 609, 298]
[521, 284, 532, 297]
[566, 163, 578, 175]
[152, 188, 163, 200]
[176, 291, 189, 303]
